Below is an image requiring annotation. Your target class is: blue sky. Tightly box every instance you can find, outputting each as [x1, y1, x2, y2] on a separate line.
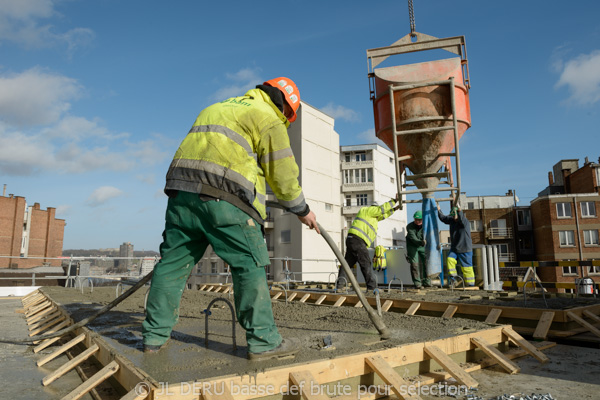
[1, 0, 599, 251]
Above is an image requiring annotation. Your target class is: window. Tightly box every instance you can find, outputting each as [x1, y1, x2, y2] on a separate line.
[583, 230, 599, 245]
[581, 202, 596, 217]
[469, 220, 483, 231]
[345, 195, 352, 206]
[356, 194, 368, 206]
[588, 265, 600, 275]
[343, 170, 353, 184]
[498, 243, 509, 254]
[467, 202, 475, 210]
[562, 266, 577, 275]
[389, 157, 393, 164]
[346, 217, 353, 229]
[211, 262, 218, 274]
[344, 153, 350, 162]
[556, 202, 572, 218]
[355, 152, 366, 162]
[519, 236, 533, 250]
[564, 288, 575, 294]
[490, 219, 506, 229]
[559, 230, 575, 247]
[325, 203, 333, 212]
[517, 209, 531, 226]
[281, 230, 291, 243]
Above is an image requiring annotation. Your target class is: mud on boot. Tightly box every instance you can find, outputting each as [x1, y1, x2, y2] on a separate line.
[247, 338, 300, 361]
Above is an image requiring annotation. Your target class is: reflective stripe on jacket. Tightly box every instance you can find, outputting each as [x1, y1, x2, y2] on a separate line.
[165, 88, 306, 220]
[348, 200, 396, 247]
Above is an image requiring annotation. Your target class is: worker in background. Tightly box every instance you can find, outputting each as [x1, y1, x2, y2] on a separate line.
[437, 204, 475, 286]
[406, 210, 430, 289]
[337, 197, 399, 291]
[142, 77, 320, 362]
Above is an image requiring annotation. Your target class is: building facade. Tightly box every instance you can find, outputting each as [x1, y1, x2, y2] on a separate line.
[340, 144, 407, 249]
[0, 193, 65, 269]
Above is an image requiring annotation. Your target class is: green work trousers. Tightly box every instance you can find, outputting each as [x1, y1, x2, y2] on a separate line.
[142, 191, 281, 353]
[410, 249, 430, 287]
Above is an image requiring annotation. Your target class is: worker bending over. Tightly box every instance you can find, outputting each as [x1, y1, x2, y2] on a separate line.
[337, 198, 399, 291]
[142, 77, 319, 361]
[406, 210, 430, 288]
[437, 204, 475, 286]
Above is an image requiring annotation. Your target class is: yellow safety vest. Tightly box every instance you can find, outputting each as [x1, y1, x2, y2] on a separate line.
[165, 88, 306, 221]
[348, 200, 396, 247]
[373, 245, 387, 270]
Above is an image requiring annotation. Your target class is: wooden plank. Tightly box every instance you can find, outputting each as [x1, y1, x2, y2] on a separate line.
[202, 383, 235, 400]
[287, 292, 298, 301]
[299, 294, 310, 303]
[423, 345, 478, 388]
[485, 308, 502, 324]
[333, 297, 346, 307]
[442, 305, 458, 319]
[272, 292, 283, 300]
[583, 310, 600, 324]
[533, 311, 555, 340]
[405, 303, 421, 316]
[22, 290, 41, 302]
[37, 333, 86, 367]
[470, 337, 520, 374]
[42, 343, 99, 386]
[381, 300, 393, 312]
[29, 315, 66, 336]
[205, 286, 214, 292]
[35, 334, 65, 353]
[34, 319, 71, 345]
[502, 327, 549, 363]
[315, 295, 327, 305]
[26, 301, 51, 317]
[61, 360, 119, 400]
[29, 311, 62, 331]
[289, 370, 329, 400]
[354, 301, 363, 308]
[567, 311, 600, 338]
[199, 285, 207, 290]
[23, 293, 44, 307]
[365, 355, 422, 400]
[120, 387, 150, 400]
[27, 306, 58, 324]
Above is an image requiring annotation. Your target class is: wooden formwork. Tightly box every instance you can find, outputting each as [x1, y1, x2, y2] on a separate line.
[19, 287, 555, 400]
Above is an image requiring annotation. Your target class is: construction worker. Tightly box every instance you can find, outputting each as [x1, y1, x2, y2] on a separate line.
[142, 77, 319, 361]
[337, 198, 399, 291]
[437, 204, 475, 286]
[406, 210, 430, 289]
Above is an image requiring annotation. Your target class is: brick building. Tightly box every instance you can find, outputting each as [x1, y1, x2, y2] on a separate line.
[0, 193, 66, 269]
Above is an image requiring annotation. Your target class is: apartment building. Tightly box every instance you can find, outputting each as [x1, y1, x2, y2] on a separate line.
[340, 144, 407, 249]
[0, 192, 65, 269]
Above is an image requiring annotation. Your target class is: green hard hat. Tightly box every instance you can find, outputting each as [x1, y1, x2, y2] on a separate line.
[413, 210, 422, 219]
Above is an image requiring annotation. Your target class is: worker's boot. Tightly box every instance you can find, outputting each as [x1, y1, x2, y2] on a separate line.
[247, 338, 300, 361]
[143, 339, 169, 354]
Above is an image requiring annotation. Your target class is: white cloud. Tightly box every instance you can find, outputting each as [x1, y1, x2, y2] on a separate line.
[211, 68, 262, 101]
[356, 128, 387, 147]
[0, 67, 82, 126]
[555, 50, 600, 105]
[0, 0, 94, 51]
[55, 204, 72, 216]
[86, 186, 124, 207]
[321, 102, 360, 122]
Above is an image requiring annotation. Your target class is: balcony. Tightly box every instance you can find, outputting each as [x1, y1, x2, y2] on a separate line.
[498, 252, 516, 262]
[343, 205, 364, 215]
[342, 182, 375, 192]
[487, 227, 513, 239]
[341, 160, 374, 169]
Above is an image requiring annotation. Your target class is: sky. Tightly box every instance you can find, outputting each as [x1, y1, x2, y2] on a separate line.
[1, 0, 599, 251]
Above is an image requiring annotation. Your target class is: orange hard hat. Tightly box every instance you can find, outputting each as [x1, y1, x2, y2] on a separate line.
[263, 77, 300, 122]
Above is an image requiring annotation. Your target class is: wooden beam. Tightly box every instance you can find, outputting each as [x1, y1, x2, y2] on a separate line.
[354, 301, 363, 308]
[288, 293, 298, 301]
[442, 305, 458, 319]
[315, 295, 327, 305]
[121, 386, 151, 400]
[289, 370, 329, 400]
[22, 290, 40, 302]
[299, 294, 310, 303]
[583, 310, 600, 324]
[61, 360, 119, 400]
[381, 300, 393, 312]
[37, 333, 86, 367]
[423, 345, 478, 388]
[333, 297, 346, 307]
[43, 343, 99, 386]
[365, 355, 422, 400]
[470, 337, 520, 374]
[567, 311, 600, 338]
[502, 327, 549, 363]
[272, 292, 283, 300]
[484, 309, 502, 324]
[23, 293, 44, 307]
[33, 319, 71, 344]
[533, 311, 555, 340]
[26, 301, 51, 317]
[405, 303, 421, 316]
[29, 315, 66, 336]
[199, 285, 207, 290]
[27, 307, 59, 325]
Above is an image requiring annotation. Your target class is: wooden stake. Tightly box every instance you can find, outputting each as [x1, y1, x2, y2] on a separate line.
[381, 300, 393, 312]
[365, 354, 422, 400]
[43, 343, 99, 386]
[470, 337, 520, 374]
[272, 292, 283, 300]
[442, 305, 458, 319]
[299, 294, 310, 303]
[289, 370, 329, 400]
[315, 295, 327, 305]
[29, 310, 62, 330]
[27, 306, 57, 324]
[61, 360, 119, 400]
[354, 301, 363, 308]
[484, 308, 502, 324]
[37, 333, 86, 367]
[29, 315, 66, 337]
[405, 303, 421, 316]
[501, 327, 549, 363]
[583, 310, 600, 324]
[333, 297, 346, 307]
[22, 290, 40, 302]
[288, 293, 298, 301]
[567, 311, 600, 338]
[33, 319, 71, 345]
[26, 301, 51, 317]
[423, 345, 478, 388]
[533, 311, 555, 340]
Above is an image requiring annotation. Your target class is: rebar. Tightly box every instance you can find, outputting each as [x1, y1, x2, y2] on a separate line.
[204, 297, 237, 351]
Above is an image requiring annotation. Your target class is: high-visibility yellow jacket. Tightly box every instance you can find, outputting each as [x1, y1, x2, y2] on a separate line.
[348, 200, 396, 247]
[373, 245, 387, 270]
[165, 88, 306, 222]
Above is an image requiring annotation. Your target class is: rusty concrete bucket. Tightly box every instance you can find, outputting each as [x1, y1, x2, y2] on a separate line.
[372, 57, 471, 193]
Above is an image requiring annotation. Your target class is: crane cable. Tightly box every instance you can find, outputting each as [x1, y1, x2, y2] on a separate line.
[408, 0, 416, 38]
